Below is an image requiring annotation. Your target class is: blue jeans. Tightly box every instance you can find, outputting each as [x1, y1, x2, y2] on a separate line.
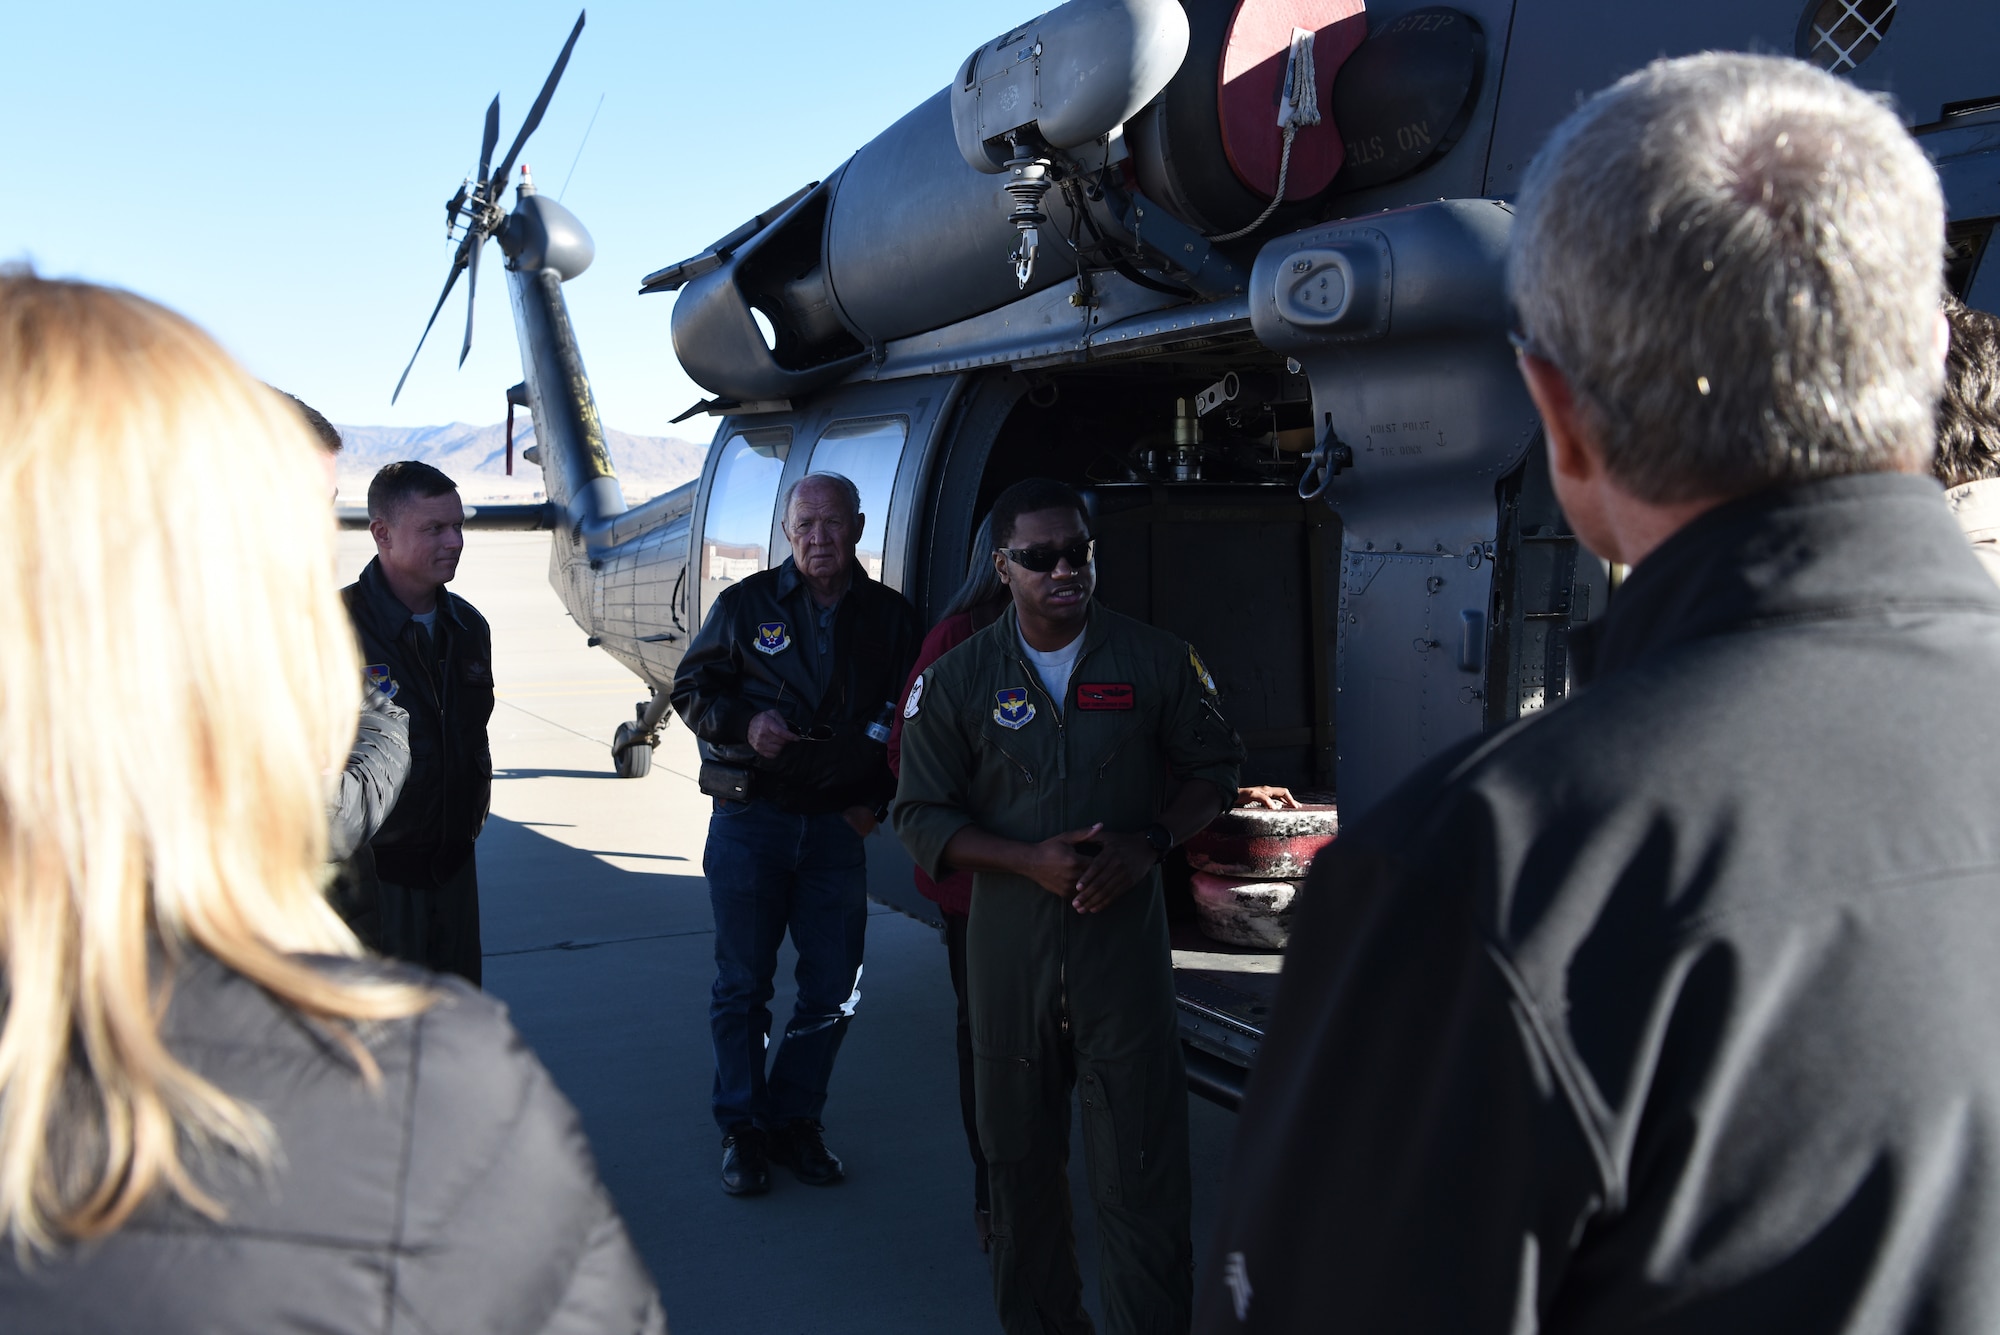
[705, 798, 869, 1132]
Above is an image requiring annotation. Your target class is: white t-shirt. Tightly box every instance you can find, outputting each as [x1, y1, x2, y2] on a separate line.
[1020, 628, 1084, 714]
[412, 608, 440, 633]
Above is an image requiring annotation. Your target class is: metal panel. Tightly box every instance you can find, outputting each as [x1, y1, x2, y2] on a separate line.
[1253, 200, 1537, 813]
[1088, 294, 1254, 354]
[1925, 115, 2000, 224]
[866, 270, 1187, 381]
[950, 0, 1190, 170]
[825, 89, 1082, 344]
[1320, 0, 1520, 218]
[1971, 241, 2000, 316]
[1483, 0, 2000, 199]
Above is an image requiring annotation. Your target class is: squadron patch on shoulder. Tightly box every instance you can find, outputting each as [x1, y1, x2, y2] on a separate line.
[753, 621, 792, 655]
[993, 686, 1036, 730]
[1188, 646, 1218, 697]
[365, 663, 399, 700]
[904, 673, 925, 719]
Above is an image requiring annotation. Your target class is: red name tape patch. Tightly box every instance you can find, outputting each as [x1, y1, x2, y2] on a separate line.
[1076, 683, 1135, 711]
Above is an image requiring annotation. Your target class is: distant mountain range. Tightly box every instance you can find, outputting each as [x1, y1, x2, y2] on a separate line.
[332, 421, 707, 503]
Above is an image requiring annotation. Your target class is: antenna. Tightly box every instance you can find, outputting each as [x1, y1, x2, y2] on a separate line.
[560, 92, 607, 201]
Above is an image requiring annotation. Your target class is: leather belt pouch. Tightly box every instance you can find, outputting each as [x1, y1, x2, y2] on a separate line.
[697, 761, 755, 802]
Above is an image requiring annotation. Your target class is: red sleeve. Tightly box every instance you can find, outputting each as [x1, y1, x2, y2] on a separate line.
[887, 613, 976, 778]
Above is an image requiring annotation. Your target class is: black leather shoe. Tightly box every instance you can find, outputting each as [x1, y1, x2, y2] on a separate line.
[720, 1124, 770, 1196]
[774, 1119, 845, 1185]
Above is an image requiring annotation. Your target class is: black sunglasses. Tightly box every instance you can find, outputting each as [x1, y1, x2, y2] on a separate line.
[999, 539, 1094, 574]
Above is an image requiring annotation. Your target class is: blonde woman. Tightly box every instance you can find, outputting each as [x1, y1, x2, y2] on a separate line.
[0, 272, 665, 1333]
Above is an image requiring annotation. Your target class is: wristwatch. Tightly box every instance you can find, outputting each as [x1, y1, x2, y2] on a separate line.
[1142, 823, 1174, 861]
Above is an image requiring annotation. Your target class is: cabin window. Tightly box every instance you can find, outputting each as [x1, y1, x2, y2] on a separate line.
[806, 417, 908, 581]
[701, 427, 790, 619]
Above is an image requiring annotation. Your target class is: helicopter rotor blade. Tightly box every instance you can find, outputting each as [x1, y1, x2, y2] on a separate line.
[396, 11, 584, 403]
[391, 237, 472, 404]
[491, 11, 585, 188]
[477, 95, 501, 194]
[459, 232, 482, 368]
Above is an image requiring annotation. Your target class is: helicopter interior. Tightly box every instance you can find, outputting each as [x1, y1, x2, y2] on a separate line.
[698, 355, 1351, 799]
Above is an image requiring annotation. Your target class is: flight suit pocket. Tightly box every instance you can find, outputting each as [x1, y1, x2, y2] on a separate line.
[972, 1048, 1041, 1166]
[975, 729, 1039, 789]
[1079, 1049, 1187, 1211]
[1087, 716, 1143, 780]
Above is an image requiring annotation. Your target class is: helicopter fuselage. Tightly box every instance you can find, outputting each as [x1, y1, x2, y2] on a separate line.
[407, 0, 2000, 1103]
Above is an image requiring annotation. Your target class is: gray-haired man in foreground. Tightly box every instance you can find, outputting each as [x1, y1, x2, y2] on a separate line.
[1197, 54, 2000, 1332]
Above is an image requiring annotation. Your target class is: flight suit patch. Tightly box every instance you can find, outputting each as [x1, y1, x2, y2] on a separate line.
[1076, 682, 1134, 711]
[753, 621, 792, 654]
[904, 673, 925, 718]
[993, 687, 1036, 730]
[365, 663, 399, 700]
[1188, 646, 1218, 696]
[461, 659, 493, 687]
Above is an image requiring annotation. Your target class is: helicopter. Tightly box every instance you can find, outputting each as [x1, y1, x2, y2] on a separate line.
[383, 0, 2000, 1104]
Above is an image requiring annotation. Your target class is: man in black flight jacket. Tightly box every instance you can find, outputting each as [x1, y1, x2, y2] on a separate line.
[672, 472, 920, 1197]
[1198, 55, 2000, 1333]
[343, 461, 494, 986]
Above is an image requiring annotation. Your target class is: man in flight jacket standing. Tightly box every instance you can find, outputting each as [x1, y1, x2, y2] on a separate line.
[895, 478, 1243, 1335]
[343, 461, 493, 986]
[1198, 55, 2000, 1332]
[672, 472, 920, 1196]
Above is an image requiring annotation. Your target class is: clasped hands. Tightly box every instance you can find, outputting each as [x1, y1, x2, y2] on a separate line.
[1021, 823, 1157, 914]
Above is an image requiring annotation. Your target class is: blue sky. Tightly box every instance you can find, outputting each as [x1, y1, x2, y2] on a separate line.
[3, 1, 1028, 438]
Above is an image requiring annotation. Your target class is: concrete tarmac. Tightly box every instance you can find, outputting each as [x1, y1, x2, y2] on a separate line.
[338, 530, 1241, 1334]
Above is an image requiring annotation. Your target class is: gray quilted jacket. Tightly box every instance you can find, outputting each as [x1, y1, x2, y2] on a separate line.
[0, 953, 666, 1334]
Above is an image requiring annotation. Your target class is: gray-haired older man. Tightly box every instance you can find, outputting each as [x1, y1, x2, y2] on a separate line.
[672, 472, 920, 1196]
[1197, 55, 2000, 1333]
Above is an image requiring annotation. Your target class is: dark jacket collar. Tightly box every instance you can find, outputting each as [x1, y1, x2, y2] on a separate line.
[1574, 472, 2000, 685]
[357, 556, 467, 636]
[772, 554, 872, 605]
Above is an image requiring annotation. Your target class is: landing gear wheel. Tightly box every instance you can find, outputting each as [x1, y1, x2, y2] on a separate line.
[612, 721, 653, 779]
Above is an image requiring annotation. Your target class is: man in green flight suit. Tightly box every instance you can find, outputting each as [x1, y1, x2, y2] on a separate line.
[893, 478, 1244, 1335]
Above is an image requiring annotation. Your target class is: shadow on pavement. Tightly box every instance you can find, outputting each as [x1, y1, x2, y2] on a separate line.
[475, 813, 1243, 1335]
[475, 814, 1002, 1334]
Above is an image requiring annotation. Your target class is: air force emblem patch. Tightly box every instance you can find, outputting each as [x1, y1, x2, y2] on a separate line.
[753, 621, 792, 655]
[365, 663, 399, 700]
[903, 673, 925, 719]
[993, 687, 1035, 730]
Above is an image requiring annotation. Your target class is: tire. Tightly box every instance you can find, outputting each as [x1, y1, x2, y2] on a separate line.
[1183, 802, 1337, 879]
[612, 722, 653, 779]
[1189, 871, 1300, 950]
